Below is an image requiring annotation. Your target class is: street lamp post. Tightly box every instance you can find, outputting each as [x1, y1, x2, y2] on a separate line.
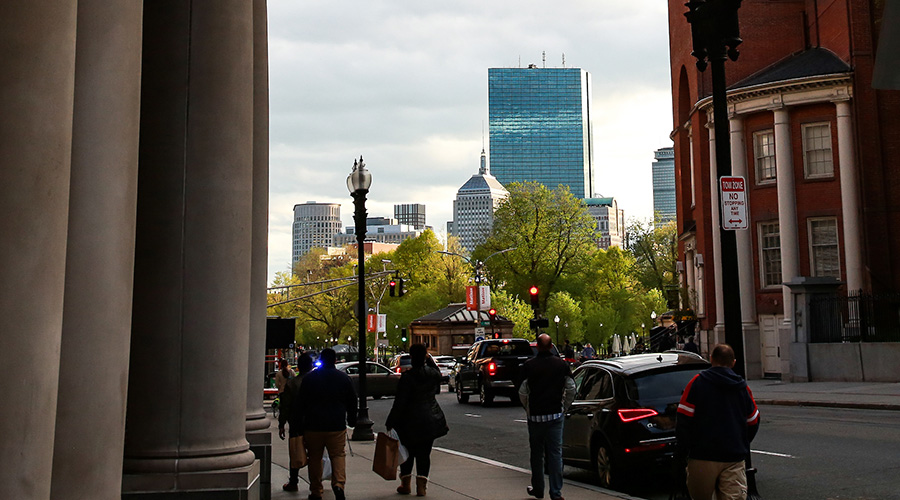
[685, 0, 746, 375]
[554, 315, 560, 346]
[347, 156, 375, 441]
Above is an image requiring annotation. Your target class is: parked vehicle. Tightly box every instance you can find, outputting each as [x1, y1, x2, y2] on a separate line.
[454, 338, 533, 406]
[561, 351, 710, 488]
[335, 361, 401, 399]
[389, 354, 413, 374]
[432, 355, 456, 384]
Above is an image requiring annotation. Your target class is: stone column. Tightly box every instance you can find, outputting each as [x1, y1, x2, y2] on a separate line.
[706, 111, 725, 340]
[730, 115, 762, 379]
[834, 100, 864, 294]
[246, 1, 273, 498]
[123, 2, 258, 497]
[0, 4, 76, 499]
[49, 3, 143, 499]
[773, 108, 800, 324]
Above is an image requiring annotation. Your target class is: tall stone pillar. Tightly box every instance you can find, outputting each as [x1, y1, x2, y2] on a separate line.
[706, 111, 725, 342]
[246, 1, 273, 498]
[124, 2, 258, 498]
[834, 100, 864, 294]
[773, 107, 799, 376]
[0, 4, 77, 499]
[773, 108, 799, 322]
[730, 115, 762, 378]
[49, 3, 143, 499]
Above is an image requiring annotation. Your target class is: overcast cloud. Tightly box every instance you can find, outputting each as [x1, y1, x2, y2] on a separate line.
[267, 0, 676, 283]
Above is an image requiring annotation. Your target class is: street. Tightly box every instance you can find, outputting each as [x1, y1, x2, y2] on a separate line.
[364, 390, 900, 500]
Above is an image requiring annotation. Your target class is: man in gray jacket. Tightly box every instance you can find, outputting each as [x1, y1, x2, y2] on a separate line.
[519, 334, 576, 500]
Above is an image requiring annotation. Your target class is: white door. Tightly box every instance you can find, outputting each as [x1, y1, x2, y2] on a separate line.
[760, 314, 783, 376]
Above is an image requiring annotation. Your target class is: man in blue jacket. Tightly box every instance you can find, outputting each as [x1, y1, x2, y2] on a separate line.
[676, 343, 760, 500]
[297, 348, 358, 500]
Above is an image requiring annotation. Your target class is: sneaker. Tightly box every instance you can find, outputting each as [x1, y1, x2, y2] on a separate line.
[282, 482, 298, 492]
[332, 486, 345, 500]
[527, 486, 544, 498]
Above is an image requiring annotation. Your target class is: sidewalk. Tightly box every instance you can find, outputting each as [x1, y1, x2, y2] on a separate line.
[747, 379, 900, 411]
[267, 425, 639, 500]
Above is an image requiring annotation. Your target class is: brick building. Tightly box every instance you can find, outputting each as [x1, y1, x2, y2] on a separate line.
[667, 0, 900, 379]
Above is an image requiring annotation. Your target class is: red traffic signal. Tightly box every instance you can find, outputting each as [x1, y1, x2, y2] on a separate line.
[529, 285, 539, 310]
[389, 279, 396, 297]
[488, 308, 497, 316]
[529, 286, 539, 296]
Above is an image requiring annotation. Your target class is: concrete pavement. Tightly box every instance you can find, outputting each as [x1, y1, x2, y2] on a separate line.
[266, 379, 900, 500]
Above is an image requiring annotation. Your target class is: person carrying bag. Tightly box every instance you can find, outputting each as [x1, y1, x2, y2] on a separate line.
[385, 344, 449, 497]
[278, 353, 313, 492]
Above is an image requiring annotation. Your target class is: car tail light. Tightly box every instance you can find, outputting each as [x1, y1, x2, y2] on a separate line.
[395, 367, 402, 374]
[617, 408, 658, 423]
[487, 362, 497, 376]
[624, 442, 668, 454]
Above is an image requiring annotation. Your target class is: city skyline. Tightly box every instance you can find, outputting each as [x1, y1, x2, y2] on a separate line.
[266, 1, 675, 283]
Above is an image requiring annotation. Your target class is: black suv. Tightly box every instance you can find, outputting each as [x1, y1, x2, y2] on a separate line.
[562, 351, 710, 488]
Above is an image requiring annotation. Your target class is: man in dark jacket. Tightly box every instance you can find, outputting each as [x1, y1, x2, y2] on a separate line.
[519, 334, 576, 500]
[296, 348, 358, 500]
[676, 343, 760, 500]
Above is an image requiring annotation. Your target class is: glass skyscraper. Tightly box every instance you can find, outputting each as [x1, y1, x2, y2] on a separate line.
[652, 146, 676, 222]
[488, 66, 594, 198]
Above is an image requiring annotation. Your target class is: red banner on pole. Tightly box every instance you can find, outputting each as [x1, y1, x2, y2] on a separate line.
[466, 286, 477, 311]
[367, 314, 377, 333]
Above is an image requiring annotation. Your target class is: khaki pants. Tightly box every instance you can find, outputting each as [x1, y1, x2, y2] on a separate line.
[686, 458, 747, 500]
[305, 430, 347, 497]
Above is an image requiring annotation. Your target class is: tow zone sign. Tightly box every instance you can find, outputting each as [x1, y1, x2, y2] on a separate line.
[720, 176, 748, 230]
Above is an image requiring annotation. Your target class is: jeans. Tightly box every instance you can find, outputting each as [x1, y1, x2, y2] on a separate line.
[399, 438, 435, 477]
[527, 417, 564, 499]
[305, 430, 347, 497]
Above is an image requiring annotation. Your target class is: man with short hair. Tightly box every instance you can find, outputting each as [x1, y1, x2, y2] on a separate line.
[519, 334, 576, 500]
[296, 348, 358, 500]
[676, 343, 760, 500]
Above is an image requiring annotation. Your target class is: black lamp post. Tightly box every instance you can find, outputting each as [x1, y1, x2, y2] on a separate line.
[685, 0, 746, 375]
[347, 156, 375, 441]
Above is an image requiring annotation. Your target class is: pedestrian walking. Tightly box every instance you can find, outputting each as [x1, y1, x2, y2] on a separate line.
[676, 343, 760, 500]
[385, 344, 449, 497]
[581, 343, 595, 360]
[519, 334, 576, 500]
[296, 348, 358, 500]
[562, 339, 575, 360]
[278, 352, 314, 492]
[682, 336, 700, 355]
[275, 358, 296, 394]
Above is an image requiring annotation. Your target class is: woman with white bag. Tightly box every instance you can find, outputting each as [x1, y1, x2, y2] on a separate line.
[385, 344, 449, 496]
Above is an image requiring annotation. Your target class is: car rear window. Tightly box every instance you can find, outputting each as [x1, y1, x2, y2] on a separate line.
[481, 341, 532, 357]
[625, 368, 705, 403]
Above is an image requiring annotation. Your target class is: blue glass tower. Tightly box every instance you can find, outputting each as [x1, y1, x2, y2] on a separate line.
[652, 146, 676, 222]
[488, 66, 594, 198]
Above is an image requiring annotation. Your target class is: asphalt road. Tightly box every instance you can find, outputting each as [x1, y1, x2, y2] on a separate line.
[364, 389, 900, 500]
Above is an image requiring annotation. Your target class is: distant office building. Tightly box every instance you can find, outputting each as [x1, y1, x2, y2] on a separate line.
[449, 149, 509, 253]
[292, 202, 342, 263]
[333, 217, 422, 246]
[652, 147, 676, 222]
[394, 203, 426, 230]
[488, 65, 594, 198]
[585, 197, 626, 250]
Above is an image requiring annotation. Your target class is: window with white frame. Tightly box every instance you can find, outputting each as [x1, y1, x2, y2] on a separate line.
[753, 129, 776, 183]
[808, 217, 840, 278]
[759, 221, 782, 287]
[802, 122, 834, 178]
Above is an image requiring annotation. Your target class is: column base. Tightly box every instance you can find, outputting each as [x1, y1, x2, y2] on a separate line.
[741, 323, 762, 380]
[122, 460, 259, 500]
[246, 430, 271, 500]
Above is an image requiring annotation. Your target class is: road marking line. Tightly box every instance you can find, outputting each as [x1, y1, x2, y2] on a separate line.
[514, 419, 528, 423]
[752, 449, 796, 458]
[464, 413, 482, 418]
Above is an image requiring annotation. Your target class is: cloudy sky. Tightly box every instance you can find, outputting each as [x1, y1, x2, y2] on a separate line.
[266, 0, 677, 283]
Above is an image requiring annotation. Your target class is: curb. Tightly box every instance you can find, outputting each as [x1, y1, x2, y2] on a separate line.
[755, 399, 900, 411]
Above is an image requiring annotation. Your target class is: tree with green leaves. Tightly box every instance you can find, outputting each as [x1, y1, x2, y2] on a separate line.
[489, 289, 535, 339]
[628, 218, 681, 307]
[476, 182, 598, 313]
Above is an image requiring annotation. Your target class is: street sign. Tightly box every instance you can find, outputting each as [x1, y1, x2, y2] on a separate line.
[474, 327, 485, 336]
[720, 176, 749, 230]
[475, 335, 485, 342]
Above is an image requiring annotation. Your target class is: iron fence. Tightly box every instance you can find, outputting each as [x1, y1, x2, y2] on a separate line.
[809, 292, 900, 343]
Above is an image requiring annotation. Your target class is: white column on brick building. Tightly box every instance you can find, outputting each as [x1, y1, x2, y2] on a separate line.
[834, 99, 864, 293]
[706, 110, 725, 329]
[774, 107, 800, 325]
[729, 115, 758, 323]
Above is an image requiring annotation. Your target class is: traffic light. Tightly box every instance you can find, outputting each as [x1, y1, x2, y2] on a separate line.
[488, 308, 497, 321]
[397, 277, 405, 297]
[529, 285, 540, 310]
[389, 279, 396, 296]
[401, 328, 408, 345]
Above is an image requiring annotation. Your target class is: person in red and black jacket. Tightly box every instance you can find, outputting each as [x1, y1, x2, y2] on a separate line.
[676, 343, 760, 500]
